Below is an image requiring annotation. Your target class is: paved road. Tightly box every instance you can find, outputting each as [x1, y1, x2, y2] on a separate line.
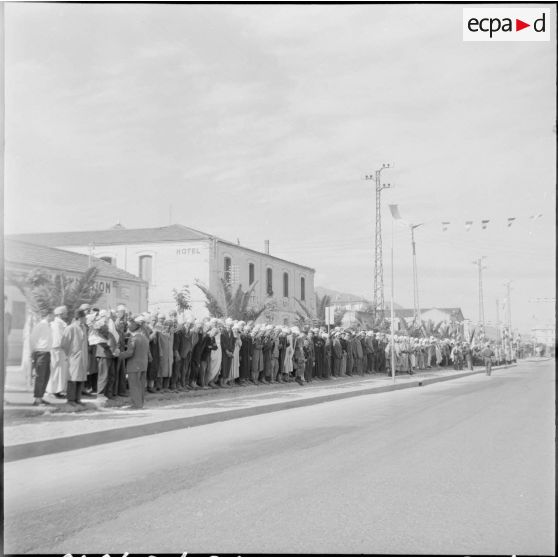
[4, 360, 554, 555]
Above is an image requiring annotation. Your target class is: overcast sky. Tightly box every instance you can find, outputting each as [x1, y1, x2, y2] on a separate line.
[4, 3, 556, 333]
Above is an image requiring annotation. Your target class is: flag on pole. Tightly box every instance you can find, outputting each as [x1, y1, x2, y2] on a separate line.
[465, 221, 473, 231]
[389, 204, 401, 220]
[481, 219, 490, 229]
[442, 221, 450, 232]
[507, 217, 516, 227]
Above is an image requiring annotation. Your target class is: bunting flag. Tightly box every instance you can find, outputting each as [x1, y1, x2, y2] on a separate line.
[436, 214, 542, 233]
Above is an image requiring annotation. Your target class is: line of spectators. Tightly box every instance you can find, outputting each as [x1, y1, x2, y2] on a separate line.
[28, 304, 514, 410]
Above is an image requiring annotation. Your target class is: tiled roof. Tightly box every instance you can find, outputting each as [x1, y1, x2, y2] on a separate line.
[9, 224, 315, 272]
[4, 240, 146, 284]
[8, 224, 210, 247]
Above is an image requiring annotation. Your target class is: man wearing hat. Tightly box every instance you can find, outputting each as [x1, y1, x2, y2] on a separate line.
[114, 305, 129, 397]
[239, 325, 253, 385]
[480, 342, 494, 376]
[30, 307, 54, 406]
[118, 316, 151, 409]
[332, 332, 343, 378]
[313, 328, 325, 380]
[46, 306, 70, 399]
[220, 318, 234, 388]
[61, 309, 89, 407]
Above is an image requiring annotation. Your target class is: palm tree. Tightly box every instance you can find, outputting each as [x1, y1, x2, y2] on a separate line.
[195, 278, 270, 321]
[8, 267, 103, 318]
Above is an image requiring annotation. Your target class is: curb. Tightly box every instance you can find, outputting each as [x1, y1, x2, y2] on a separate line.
[4, 364, 517, 462]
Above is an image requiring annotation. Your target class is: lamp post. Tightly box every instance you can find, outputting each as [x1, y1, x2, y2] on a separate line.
[409, 223, 424, 328]
[388, 204, 403, 385]
[472, 257, 487, 329]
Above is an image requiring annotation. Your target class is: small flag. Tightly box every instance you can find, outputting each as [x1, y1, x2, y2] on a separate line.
[442, 221, 450, 232]
[465, 221, 473, 231]
[481, 219, 490, 230]
[507, 217, 516, 227]
[389, 204, 402, 220]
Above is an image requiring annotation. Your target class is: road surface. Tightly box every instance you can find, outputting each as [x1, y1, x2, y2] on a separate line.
[4, 360, 555, 555]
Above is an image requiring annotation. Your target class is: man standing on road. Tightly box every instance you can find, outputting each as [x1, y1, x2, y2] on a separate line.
[481, 343, 494, 376]
[30, 308, 54, 406]
[118, 316, 151, 409]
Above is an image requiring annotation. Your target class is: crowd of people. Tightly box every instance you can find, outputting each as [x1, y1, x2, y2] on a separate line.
[28, 304, 509, 410]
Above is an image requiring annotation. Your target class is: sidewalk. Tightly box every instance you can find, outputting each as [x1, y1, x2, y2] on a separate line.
[3, 363, 518, 462]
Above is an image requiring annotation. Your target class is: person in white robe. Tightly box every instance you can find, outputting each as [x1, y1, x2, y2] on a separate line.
[46, 306, 70, 397]
[208, 326, 222, 388]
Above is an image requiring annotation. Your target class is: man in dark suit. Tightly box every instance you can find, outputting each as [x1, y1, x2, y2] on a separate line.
[220, 319, 234, 388]
[118, 317, 151, 409]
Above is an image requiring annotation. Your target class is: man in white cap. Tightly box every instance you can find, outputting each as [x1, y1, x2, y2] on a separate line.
[46, 306, 69, 399]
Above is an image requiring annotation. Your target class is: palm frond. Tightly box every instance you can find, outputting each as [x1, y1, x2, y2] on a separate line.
[295, 298, 313, 319]
[195, 280, 226, 318]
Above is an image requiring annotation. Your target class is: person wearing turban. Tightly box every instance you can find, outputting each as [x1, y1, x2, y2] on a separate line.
[46, 306, 69, 399]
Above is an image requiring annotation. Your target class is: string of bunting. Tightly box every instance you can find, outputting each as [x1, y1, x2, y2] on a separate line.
[440, 213, 543, 232]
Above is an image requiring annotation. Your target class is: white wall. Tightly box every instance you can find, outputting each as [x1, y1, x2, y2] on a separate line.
[57, 240, 211, 317]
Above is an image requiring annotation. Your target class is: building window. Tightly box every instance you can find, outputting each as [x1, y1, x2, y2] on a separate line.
[100, 256, 114, 265]
[224, 256, 232, 284]
[300, 277, 306, 301]
[266, 268, 273, 296]
[139, 255, 153, 284]
[283, 272, 289, 297]
[249, 263, 255, 285]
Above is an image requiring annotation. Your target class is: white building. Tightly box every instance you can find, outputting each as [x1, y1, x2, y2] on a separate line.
[4, 239, 148, 364]
[11, 224, 316, 325]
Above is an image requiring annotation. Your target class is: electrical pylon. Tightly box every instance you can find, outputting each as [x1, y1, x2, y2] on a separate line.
[365, 163, 393, 320]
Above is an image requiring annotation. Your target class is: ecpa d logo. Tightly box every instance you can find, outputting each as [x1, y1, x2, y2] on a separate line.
[463, 8, 550, 41]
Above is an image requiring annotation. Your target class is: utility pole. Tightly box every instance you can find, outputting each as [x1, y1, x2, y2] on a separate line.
[504, 281, 513, 334]
[496, 298, 500, 346]
[472, 257, 487, 328]
[365, 163, 393, 321]
[410, 223, 423, 327]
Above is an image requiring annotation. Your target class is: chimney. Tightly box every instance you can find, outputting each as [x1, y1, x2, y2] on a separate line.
[264, 240, 270, 254]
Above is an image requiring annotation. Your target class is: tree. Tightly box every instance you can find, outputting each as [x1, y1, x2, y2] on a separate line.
[172, 284, 192, 314]
[195, 278, 270, 322]
[8, 267, 103, 318]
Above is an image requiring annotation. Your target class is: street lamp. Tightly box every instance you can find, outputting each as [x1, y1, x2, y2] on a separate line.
[409, 223, 424, 327]
[388, 203, 403, 385]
